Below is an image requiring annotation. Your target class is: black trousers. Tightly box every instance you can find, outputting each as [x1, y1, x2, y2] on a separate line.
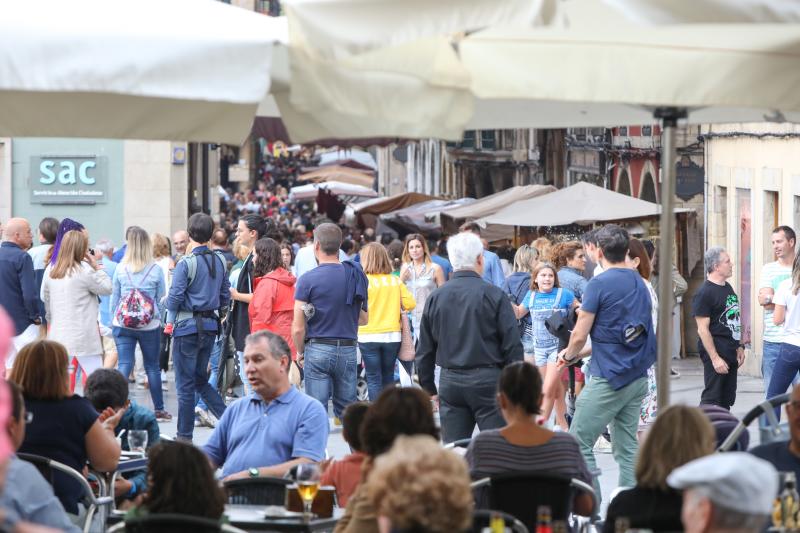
[699, 348, 738, 410]
[438, 367, 504, 444]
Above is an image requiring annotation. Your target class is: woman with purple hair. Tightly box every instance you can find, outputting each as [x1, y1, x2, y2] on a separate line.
[46, 218, 85, 267]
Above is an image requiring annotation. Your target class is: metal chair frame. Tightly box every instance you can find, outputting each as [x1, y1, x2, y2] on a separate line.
[106, 513, 247, 533]
[17, 453, 114, 533]
[718, 392, 790, 452]
[223, 476, 292, 506]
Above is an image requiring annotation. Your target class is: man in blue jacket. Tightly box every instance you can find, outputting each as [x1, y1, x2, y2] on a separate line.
[166, 213, 231, 442]
[0, 218, 40, 343]
[557, 224, 655, 503]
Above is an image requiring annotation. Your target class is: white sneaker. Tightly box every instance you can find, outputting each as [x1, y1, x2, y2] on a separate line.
[194, 407, 217, 428]
[593, 436, 612, 454]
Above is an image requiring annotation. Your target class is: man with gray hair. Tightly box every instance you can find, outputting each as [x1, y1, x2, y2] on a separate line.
[417, 231, 523, 443]
[292, 223, 368, 420]
[203, 330, 328, 481]
[692, 246, 743, 410]
[668, 452, 777, 533]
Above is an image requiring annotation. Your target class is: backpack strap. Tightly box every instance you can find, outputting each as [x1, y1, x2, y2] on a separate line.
[553, 288, 563, 311]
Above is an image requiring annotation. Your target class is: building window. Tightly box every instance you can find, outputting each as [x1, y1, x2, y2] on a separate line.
[763, 191, 779, 260]
[617, 169, 632, 196]
[642, 125, 652, 136]
[619, 126, 628, 136]
[736, 188, 752, 345]
[795, 195, 800, 235]
[461, 130, 476, 149]
[640, 172, 657, 203]
[480, 130, 496, 150]
[715, 185, 728, 241]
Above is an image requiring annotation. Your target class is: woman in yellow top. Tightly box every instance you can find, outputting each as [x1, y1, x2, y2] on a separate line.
[358, 243, 416, 402]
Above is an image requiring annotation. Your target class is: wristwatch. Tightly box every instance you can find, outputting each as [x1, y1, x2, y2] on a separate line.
[249, 467, 259, 478]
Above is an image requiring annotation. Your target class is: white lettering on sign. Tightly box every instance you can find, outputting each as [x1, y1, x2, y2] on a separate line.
[39, 160, 96, 185]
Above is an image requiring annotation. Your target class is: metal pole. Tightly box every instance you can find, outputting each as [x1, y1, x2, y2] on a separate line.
[654, 107, 686, 410]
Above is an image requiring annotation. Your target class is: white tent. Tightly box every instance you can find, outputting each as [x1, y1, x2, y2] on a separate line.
[0, 0, 284, 144]
[289, 181, 377, 201]
[481, 182, 692, 227]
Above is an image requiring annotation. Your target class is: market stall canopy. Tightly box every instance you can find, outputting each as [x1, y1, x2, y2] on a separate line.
[0, 0, 282, 144]
[603, 0, 800, 23]
[437, 184, 557, 234]
[289, 181, 377, 201]
[297, 166, 375, 188]
[380, 198, 475, 236]
[302, 159, 376, 173]
[353, 191, 441, 216]
[481, 181, 693, 227]
[317, 149, 377, 170]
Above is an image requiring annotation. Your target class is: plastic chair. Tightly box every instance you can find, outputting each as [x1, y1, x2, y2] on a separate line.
[107, 514, 247, 533]
[17, 453, 114, 533]
[472, 472, 597, 532]
[223, 476, 292, 505]
[471, 509, 529, 533]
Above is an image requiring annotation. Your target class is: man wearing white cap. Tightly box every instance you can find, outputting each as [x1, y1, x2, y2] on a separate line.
[667, 452, 778, 533]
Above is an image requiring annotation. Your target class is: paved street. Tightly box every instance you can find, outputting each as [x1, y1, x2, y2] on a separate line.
[127, 355, 774, 513]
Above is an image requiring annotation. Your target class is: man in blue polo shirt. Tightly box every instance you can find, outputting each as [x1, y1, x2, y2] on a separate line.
[557, 224, 655, 502]
[204, 330, 328, 480]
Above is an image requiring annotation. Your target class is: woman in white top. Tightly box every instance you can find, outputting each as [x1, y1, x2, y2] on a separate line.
[42, 229, 112, 387]
[769, 251, 800, 419]
[400, 234, 445, 341]
[152, 233, 175, 290]
[111, 227, 169, 419]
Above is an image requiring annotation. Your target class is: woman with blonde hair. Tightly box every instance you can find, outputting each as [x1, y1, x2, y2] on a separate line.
[503, 244, 539, 362]
[531, 236, 553, 263]
[368, 435, 473, 533]
[359, 243, 416, 401]
[42, 229, 112, 386]
[11, 339, 123, 517]
[111, 227, 170, 420]
[399, 234, 444, 342]
[603, 405, 716, 532]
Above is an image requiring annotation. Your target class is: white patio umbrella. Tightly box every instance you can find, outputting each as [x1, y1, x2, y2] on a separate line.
[0, 0, 284, 144]
[281, 18, 800, 406]
[602, 0, 800, 24]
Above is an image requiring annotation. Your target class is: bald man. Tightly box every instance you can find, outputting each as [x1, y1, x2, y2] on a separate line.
[0, 218, 40, 337]
[173, 230, 189, 260]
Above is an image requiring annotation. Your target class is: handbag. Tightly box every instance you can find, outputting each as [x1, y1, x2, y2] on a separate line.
[398, 313, 416, 362]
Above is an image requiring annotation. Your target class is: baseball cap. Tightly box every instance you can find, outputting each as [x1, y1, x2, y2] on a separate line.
[667, 452, 778, 515]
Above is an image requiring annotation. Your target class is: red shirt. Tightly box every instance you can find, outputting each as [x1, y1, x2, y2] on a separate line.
[320, 452, 365, 507]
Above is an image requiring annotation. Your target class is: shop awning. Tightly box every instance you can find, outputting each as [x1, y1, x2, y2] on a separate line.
[290, 181, 377, 201]
[380, 198, 475, 236]
[481, 181, 694, 227]
[437, 184, 557, 234]
[297, 166, 375, 188]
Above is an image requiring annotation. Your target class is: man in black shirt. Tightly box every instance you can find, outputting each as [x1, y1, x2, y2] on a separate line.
[692, 246, 744, 410]
[417, 231, 523, 443]
[230, 214, 268, 394]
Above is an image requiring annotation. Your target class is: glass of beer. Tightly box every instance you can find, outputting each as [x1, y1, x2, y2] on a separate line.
[296, 463, 321, 521]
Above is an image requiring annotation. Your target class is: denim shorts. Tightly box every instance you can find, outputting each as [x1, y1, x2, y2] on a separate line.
[534, 347, 559, 367]
[521, 332, 535, 355]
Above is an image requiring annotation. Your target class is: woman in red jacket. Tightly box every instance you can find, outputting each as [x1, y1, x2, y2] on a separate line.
[248, 238, 297, 360]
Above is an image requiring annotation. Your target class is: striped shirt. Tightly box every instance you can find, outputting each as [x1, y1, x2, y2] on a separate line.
[465, 429, 592, 484]
[761, 261, 792, 343]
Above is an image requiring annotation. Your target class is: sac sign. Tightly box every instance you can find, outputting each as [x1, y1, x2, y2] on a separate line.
[29, 156, 108, 204]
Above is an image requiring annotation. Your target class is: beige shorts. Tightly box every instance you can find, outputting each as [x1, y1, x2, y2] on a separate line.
[102, 335, 118, 356]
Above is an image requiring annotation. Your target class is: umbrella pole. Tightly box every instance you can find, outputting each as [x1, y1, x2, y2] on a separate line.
[655, 107, 686, 410]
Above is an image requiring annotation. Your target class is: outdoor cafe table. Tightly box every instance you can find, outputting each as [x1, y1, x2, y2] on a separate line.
[225, 504, 341, 532]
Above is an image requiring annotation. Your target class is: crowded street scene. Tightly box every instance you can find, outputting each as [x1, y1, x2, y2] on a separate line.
[2, 1, 800, 532]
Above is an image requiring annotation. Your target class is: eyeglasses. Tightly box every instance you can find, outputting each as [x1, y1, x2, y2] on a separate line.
[24, 412, 33, 424]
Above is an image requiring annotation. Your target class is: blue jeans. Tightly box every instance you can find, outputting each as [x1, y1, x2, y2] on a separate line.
[359, 342, 400, 402]
[196, 335, 223, 411]
[114, 327, 164, 411]
[767, 343, 800, 422]
[304, 342, 357, 419]
[173, 332, 227, 440]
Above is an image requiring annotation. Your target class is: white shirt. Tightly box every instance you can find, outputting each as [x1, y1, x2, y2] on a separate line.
[293, 245, 348, 280]
[775, 278, 800, 347]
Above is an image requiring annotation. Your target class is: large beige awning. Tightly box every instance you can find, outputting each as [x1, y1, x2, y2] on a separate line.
[481, 181, 693, 227]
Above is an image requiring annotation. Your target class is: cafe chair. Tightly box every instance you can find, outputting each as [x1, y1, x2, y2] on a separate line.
[17, 452, 114, 533]
[471, 472, 597, 532]
[471, 509, 529, 533]
[107, 514, 247, 533]
[224, 476, 292, 506]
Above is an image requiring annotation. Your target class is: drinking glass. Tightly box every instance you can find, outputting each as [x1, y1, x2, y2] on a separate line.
[296, 463, 321, 521]
[127, 430, 148, 455]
